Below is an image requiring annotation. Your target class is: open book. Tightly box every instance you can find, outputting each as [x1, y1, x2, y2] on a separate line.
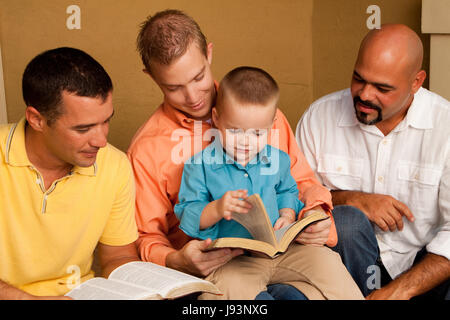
[65, 261, 221, 300]
[207, 194, 330, 258]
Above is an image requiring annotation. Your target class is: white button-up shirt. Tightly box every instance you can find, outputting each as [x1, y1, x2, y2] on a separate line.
[296, 88, 450, 279]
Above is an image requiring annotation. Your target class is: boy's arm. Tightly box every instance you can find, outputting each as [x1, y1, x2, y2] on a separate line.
[275, 151, 304, 216]
[174, 162, 220, 240]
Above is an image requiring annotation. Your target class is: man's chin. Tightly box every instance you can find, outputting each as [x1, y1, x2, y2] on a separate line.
[74, 158, 97, 168]
[356, 111, 382, 125]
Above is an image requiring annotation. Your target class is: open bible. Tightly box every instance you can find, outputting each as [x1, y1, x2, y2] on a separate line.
[207, 194, 330, 258]
[65, 261, 221, 300]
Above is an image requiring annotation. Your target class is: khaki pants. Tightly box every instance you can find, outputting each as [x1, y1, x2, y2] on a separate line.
[200, 244, 363, 300]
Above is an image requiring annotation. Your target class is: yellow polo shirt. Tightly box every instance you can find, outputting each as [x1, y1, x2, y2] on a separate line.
[0, 118, 138, 296]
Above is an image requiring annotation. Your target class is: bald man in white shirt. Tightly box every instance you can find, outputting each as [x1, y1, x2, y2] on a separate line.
[296, 24, 450, 300]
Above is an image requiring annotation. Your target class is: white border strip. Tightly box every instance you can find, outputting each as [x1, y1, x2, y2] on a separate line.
[0, 44, 8, 124]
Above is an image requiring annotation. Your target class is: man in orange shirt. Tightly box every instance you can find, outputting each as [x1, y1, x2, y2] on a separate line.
[127, 9, 336, 299]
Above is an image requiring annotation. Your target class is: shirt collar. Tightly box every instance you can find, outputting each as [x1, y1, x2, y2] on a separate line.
[338, 87, 433, 130]
[338, 89, 359, 127]
[208, 142, 272, 171]
[402, 87, 433, 130]
[5, 117, 96, 176]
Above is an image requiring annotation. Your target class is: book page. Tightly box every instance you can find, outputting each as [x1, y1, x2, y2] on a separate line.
[65, 277, 158, 300]
[108, 261, 213, 297]
[232, 194, 277, 246]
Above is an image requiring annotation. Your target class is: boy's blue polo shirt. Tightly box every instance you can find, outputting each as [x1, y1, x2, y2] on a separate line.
[174, 141, 304, 240]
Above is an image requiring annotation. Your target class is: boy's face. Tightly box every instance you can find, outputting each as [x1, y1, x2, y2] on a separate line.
[212, 95, 276, 166]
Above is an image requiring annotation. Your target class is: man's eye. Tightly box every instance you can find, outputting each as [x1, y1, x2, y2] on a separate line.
[76, 128, 89, 133]
[195, 74, 205, 82]
[377, 87, 390, 93]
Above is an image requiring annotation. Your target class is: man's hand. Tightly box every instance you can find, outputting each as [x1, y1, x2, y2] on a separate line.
[166, 239, 243, 277]
[294, 206, 331, 246]
[333, 191, 415, 232]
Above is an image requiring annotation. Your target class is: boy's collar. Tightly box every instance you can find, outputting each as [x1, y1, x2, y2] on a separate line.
[209, 143, 272, 171]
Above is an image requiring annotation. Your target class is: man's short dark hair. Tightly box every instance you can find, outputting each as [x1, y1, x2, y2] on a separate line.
[22, 47, 113, 124]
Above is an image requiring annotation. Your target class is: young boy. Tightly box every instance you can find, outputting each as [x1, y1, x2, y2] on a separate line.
[174, 67, 363, 300]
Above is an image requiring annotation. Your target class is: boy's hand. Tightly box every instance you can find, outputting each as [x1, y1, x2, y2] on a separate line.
[217, 189, 252, 220]
[274, 208, 296, 230]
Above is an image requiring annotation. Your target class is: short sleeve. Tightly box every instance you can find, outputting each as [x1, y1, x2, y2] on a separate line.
[100, 156, 138, 246]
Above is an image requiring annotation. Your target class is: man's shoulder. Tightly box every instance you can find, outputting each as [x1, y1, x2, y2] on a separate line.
[0, 122, 14, 148]
[97, 143, 131, 172]
[417, 88, 450, 128]
[127, 106, 181, 158]
[421, 87, 450, 112]
[301, 89, 352, 126]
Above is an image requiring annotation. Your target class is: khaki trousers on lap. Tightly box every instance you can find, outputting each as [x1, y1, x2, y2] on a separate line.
[199, 244, 364, 300]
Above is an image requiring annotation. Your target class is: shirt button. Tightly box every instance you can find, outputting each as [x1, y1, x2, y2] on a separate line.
[337, 166, 342, 172]
[382, 139, 388, 145]
[244, 173, 249, 178]
[378, 176, 384, 183]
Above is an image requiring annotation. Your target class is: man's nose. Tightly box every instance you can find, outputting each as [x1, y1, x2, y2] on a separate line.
[185, 84, 198, 104]
[90, 126, 108, 148]
[359, 83, 375, 102]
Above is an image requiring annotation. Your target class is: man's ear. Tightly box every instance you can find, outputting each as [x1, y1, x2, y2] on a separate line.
[411, 70, 426, 94]
[206, 42, 213, 65]
[25, 107, 46, 132]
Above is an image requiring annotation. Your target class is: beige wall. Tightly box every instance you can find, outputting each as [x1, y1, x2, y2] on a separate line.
[312, 0, 429, 102]
[0, 0, 430, 151]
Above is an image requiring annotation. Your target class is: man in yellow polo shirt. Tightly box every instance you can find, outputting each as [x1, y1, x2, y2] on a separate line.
[0, 47, 139, 299]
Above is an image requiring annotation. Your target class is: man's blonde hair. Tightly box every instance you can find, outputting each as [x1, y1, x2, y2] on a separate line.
[137, 9, 207, 73]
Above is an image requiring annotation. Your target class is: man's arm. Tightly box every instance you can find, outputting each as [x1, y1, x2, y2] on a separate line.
[0, 280, 71, 300]
[0, 280, 33, 300]
[367, 253, 450, 300]
[96, 242, 140, 278]
[331, 190, 415, 231]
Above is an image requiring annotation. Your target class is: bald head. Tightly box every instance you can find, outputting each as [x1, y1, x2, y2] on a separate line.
[357, 24, 424, 78]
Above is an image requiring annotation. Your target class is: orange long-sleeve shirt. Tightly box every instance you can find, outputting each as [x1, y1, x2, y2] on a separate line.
[127, 102, 336, 266]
